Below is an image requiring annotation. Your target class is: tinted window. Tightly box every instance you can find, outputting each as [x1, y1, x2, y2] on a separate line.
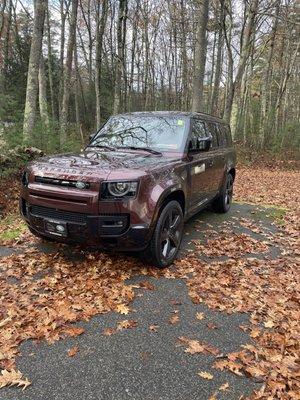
[189, 119, 207, 150]
[206, 122, 219, 148]
[220, 124, 232, 146]
[217, 124, 227, 147]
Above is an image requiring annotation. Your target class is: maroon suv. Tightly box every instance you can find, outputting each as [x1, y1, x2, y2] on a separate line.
[20, 112, 236, 267]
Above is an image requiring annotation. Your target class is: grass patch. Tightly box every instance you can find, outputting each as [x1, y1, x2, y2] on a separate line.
[263, 206, 287, 225]
[234, 201, 287, 224]
[0, 215, 26, 243]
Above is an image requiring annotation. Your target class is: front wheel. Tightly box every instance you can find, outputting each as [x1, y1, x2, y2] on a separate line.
[145, 200, 184, 268]
[212, 173, 234, 213]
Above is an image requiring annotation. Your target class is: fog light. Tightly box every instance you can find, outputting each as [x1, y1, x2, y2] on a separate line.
[56, 225, 66, 233]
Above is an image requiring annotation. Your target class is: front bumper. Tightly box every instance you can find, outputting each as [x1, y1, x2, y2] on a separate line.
[20, 199, 151, 251]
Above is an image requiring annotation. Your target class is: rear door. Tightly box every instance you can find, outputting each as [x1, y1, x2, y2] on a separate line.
[187, 118, 217, 210]
[205, 121, 226, 194]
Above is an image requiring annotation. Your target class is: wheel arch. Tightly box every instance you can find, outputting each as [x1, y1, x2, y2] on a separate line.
[151, 187, 186, 229]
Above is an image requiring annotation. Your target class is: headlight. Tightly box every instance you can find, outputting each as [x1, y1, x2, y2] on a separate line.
[102, 181, 139, 199]
[21, 171, 29, 187]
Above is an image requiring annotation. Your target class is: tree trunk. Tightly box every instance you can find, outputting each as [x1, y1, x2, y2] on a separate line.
[0, 0, 8, 92]
[46, 3, 56, 121]
[23, 0, 46, 143]
[60, 0, 78, 145]
[38, 55, 50, 127]
[113, 0, 127, 115]
[191, 0, 209, 112]
[180, 0, 188, 110]
[95, 0, 108, 128]
[210, 7, 224, 115]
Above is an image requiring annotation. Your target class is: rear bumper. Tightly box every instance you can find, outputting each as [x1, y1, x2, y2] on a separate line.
[20, 199, 152, 251]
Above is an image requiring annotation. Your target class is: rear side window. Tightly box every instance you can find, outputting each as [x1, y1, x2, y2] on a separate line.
[205, 122, 219, 149]
[221, 124, 233, 146]
[217, 124, 227, 147]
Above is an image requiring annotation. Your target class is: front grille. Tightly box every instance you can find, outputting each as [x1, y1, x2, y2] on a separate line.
[35, 176, 90, 189]
[30, 205, 87, 224]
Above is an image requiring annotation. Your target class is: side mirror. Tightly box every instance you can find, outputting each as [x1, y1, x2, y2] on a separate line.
[89, 133, 95, 142]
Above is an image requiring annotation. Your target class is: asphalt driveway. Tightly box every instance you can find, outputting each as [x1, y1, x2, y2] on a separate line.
[0, 202, 281, 400]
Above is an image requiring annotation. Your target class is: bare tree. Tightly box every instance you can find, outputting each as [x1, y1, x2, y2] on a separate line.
[95, 0, 108, 127]
[192, 0, 209, 112]
[23, 0, 46, 142]
[113, 0, 128, 114]
[60, 0, 79, 145]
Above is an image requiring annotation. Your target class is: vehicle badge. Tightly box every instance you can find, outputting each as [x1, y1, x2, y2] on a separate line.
[76, 181, 86, 189]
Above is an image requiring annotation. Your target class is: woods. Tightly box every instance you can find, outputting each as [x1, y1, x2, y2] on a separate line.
[0, 0, 299, 155]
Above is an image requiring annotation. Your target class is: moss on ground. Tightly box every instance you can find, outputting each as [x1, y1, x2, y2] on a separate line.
[234, 201, 287, 224]
[0, 215, 26, 242]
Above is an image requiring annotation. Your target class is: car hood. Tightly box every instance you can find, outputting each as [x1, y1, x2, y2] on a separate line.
[29, 149, 181, 182]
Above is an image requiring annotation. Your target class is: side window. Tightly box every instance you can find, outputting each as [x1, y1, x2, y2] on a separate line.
[222, 124, 233, 146]
[206, 122, 219, 149]
[189, 119, 207, 150]
[217, 124, 227, 147]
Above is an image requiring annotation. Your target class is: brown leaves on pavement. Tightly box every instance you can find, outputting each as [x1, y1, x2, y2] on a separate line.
[0, 249, 150, 379]
[172, 167, 300, 399]
[192, 232, 269, 258]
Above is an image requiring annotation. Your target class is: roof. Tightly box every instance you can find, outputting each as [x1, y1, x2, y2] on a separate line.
[115, 111, 226, 124]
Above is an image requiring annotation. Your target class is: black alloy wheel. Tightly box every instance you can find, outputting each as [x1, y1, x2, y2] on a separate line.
[224, 174, 233, 208]
[146, 200, 184, 268]
[212, 173, 234, 213]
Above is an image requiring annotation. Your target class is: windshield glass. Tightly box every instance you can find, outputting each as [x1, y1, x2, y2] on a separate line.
[90, 115, 188, 152]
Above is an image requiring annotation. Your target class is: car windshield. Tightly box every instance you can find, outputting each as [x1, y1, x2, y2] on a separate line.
[89, 115, 188, 152]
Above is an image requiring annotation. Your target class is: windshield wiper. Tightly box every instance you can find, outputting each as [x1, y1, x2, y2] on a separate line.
[119, 146, 162, 156]
[88, 144, 116, 151]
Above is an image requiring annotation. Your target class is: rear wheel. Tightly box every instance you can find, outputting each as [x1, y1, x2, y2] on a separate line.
[212, 173, 234, 213]
[145, 200, 184, 268]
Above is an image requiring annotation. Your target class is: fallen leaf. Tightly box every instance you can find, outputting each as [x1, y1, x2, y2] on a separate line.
[0, 369, 31, 390]
[67, 346, 78, 357]
[149, 324, 158, 332]
[0, 317, 11, 328]
[206, 322, 218, 330]
[169, 314, 179, 325]
[219, 382, 229, 391]
[103, 328, 117, 336]
[116, 304, 130, 315]
[117, 320, 137, 330]
[264, 320, 275, 328]
[170, 299, 182, 306]
[185, 340, 206, 354]
[63, 326, 85, 337]
[139, 281, 155, 290]
[198, 371, 213, 380]
[196, 312, 204, 320]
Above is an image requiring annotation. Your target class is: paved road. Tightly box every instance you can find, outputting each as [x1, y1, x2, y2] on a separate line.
[0, 203, 280, 400]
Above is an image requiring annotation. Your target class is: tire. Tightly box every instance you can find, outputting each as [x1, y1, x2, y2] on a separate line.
[212, 173, 234, 213]
[145, 200, 184, 268]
